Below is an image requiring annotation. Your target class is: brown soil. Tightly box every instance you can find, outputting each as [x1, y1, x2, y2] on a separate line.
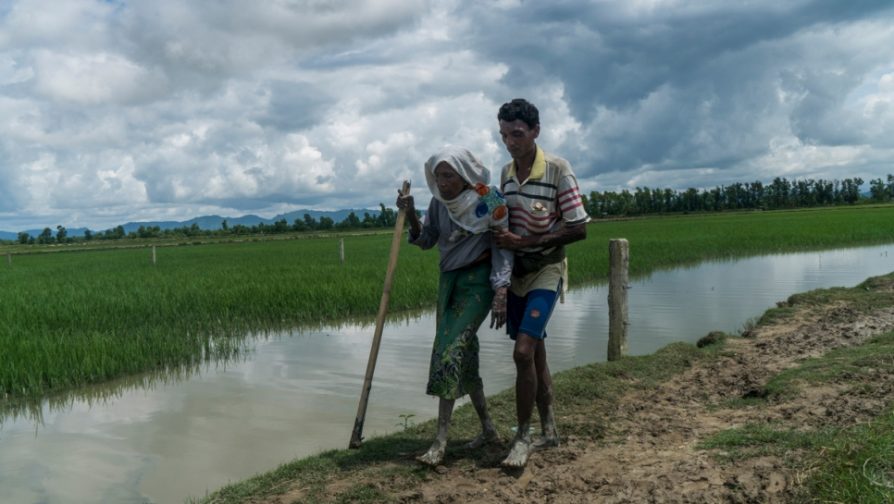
[263, 277, 894, 503]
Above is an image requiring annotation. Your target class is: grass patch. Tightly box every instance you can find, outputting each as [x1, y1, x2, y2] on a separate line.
[702, 328, 894, 502]
[700, 415, 894, 503]
[795, 410, 894, 504]
[333, 484, 389, 504]
[755, 273, 894, 330]
[699, 423, 828, 460]
[763, 332, 894, 399]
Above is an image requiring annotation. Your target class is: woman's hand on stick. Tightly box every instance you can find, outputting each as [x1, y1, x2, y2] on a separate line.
[396, 190, 422, 238]
[395, 191, 415, 212]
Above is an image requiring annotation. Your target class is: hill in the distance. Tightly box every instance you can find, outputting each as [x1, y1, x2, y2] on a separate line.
[1, 209, 381, 240]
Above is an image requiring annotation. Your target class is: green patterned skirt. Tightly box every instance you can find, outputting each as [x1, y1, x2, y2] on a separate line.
[426, 261, 494, 400]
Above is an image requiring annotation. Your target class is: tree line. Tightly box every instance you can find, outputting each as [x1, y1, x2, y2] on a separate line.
[585, 175, 894, 217]
[12, 174, 894, 245]
[16, 205, 398, 245]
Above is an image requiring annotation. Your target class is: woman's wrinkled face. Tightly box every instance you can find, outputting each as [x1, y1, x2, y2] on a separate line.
[434, 162, 467, 200]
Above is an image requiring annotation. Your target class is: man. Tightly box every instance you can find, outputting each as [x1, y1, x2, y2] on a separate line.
[492, 98, 590, 468]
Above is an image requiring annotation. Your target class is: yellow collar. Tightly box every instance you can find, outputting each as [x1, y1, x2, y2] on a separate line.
[508, 146, 545, 183]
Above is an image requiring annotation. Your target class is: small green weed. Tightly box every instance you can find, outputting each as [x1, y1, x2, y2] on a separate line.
[395, 414, 415, 430]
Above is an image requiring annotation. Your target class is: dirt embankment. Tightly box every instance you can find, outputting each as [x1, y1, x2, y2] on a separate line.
[262, 276, 894, 503]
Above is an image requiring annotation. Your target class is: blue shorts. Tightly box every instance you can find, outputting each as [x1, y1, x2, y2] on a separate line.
[507, 286, 561, 341]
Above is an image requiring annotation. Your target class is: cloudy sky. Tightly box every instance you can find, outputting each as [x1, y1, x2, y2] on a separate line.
[1, 0, 894, 232]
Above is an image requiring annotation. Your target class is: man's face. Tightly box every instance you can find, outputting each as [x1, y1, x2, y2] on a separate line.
[499, 119, 540, 161]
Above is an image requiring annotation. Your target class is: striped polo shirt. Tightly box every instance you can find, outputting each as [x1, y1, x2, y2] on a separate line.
[500, 146, 590, 257]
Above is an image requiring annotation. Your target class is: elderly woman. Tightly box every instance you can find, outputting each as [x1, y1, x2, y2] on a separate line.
[396, 145, 513, 466]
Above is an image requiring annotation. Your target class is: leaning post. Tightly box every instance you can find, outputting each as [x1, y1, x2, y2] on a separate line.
[349, 180, 411, 449]
[607, 238, 629, 361]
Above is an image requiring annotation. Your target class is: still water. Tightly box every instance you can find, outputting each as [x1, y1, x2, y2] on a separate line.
[2, 244, 893, 503]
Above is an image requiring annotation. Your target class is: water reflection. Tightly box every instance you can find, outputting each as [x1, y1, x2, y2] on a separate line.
[1, 356, 253, 429]
[0, 308, 433, 426]
[1, 245, 892, 504]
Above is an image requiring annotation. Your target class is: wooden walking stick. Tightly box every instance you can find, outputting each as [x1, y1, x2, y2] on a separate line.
[349, 180, 411, 449]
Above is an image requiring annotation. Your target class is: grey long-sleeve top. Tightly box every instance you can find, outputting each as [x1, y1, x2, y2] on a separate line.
[408, 198, 513, 290]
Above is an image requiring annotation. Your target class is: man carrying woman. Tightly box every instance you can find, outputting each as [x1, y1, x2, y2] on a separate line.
[396, 145, 514, 466]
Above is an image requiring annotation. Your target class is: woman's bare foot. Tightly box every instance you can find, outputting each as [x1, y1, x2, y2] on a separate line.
[417, 439, 447, 466]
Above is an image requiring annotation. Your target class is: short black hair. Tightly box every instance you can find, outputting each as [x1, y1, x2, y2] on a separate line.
[498, 98, 540, 129]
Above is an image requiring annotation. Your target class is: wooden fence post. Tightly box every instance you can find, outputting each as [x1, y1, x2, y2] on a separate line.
[339, 238, 345, 265]
[152, 245, 157, 266]
[607, 238, 629, 361]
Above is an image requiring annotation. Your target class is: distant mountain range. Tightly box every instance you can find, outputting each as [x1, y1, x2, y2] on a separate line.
[0, 208, 381, 241]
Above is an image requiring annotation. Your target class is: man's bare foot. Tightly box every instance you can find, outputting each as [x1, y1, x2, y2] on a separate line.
[532, 422, 560, 450]
[465, 427, 500, 449]
[416, 439, 446, 466]
[501, 436, 532, 468]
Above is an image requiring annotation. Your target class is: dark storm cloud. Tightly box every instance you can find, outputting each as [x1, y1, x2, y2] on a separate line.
[107, 0, 430, 98]
[788, 69, 865, 147]
[257, 80, 334, 132]
[472, 1, 892, 113]
[0, 151, 21, 212]
[464, 1, 894, 176]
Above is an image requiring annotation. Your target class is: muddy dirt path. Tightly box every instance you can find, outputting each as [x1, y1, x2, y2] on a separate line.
[407, 297, 894, 503]
[263, 278, 894, 503]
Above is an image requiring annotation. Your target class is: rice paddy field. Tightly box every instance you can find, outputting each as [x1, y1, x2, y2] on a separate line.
[3, 204, 894, 403]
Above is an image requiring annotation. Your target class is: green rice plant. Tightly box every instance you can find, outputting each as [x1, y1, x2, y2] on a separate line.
[3, 205, 894, 403]
[568, 205, 894, 284]
[0, 235, 439, 402]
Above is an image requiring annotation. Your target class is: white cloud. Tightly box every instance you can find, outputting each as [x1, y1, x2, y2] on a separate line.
[33, 51, 167, 105]
[0, 0, 113, 50]
[749, 136, 868, 178]
[0, 53, 32, 85]
[2, 0, 894, 231]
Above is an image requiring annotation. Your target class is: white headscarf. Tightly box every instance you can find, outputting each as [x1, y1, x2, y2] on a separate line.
[424, 146, 492, 234]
